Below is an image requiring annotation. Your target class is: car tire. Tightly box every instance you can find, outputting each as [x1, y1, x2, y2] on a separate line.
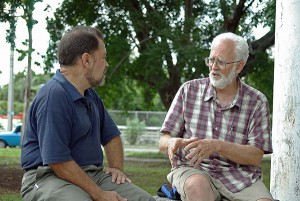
[0, 140, 7, 148]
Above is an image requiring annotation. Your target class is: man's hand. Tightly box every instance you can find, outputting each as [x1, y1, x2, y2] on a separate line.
[105, 167, 131, 184]
[49, 160, 128, 201]
[184, 139, 217, 168]
[92, 189, 127, 201]
[168, 137, 198, 166]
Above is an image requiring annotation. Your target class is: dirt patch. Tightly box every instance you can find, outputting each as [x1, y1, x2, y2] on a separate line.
[0, 165, 23, 194]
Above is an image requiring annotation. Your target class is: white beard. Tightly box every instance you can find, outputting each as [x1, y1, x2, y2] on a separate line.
[209, 67, 237, 89]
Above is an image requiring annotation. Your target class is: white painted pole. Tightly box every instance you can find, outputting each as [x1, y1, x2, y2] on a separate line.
[7, 34, 14, 131]
[270, 0, 300, 200]
[7, 6, 16, 131]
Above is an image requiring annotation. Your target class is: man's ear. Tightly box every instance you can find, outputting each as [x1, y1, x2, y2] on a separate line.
[236, 61, 245, 74]
[81, 53, 92, 69]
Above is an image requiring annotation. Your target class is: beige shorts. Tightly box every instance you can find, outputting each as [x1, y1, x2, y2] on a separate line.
[167, 166, 274, 201]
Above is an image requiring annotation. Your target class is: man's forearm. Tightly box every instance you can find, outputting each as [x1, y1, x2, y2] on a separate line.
[104, 135, 124, 170]
[49, 160, 102, 199]
[214, 140, 264, 167]
[159, 133, 172, 156]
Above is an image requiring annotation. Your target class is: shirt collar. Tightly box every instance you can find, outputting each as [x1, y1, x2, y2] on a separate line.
[235, 78, 243, 108]
[53, 69, 84, 102]
[204, 77, 243, 109]
[203, 79, 214, 102]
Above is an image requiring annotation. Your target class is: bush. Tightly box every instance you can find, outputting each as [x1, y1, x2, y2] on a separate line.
[125, 118, 145, 145]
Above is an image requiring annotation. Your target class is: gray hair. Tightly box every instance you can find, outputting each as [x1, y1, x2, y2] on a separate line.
[211, 32, 249, 63]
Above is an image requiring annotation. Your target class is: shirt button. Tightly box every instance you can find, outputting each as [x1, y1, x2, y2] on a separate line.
[215, 127, 218, 130]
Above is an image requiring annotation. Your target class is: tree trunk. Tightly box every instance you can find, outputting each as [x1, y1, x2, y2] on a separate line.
[22, 1, 34, 139]
[270, 0, 300, 200]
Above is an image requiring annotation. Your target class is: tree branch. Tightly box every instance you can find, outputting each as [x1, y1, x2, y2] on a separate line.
[107, 37, 155, 79]
[222, 0, 256, 32]
[240, 30, 275, 76]
[249, 30, 275, 53]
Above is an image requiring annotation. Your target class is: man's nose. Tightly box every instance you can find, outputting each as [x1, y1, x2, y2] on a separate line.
[211, 60, 220, 70]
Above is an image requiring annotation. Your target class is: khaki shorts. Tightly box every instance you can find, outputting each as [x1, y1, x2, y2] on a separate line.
[167, 166, 274, 201]
[21, 165, 155, 201]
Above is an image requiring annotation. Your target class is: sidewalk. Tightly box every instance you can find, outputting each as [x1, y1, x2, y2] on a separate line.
[124, 156, 168, 162]
[123, 146, 271, 162]
[124, 146, 169, 162]
[124, 146, 159, 153]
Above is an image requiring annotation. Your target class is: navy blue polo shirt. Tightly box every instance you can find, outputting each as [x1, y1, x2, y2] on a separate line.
[21, 70, 120, 170]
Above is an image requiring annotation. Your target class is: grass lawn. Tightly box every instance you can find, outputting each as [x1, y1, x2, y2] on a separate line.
[0, 148, 22, 201]
[0, 148, 21, 166]
[0, 148, 271, 200]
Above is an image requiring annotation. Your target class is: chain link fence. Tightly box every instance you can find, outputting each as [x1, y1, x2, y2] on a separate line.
[108, 110, 167, 127]
[108, 110, 167, 146]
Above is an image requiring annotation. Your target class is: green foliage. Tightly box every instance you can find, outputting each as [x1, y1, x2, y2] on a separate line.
[44, 0, 275, 110]
[0, 0, 18, 45]
[125, 118, 146, 145]
[96, 80, 147, 111]
[244, 52, 274, 114]
[0, 71, 51, 115]
[0, 100, 24, 115]
[147, 115, 163, 127]
[0, 0, 276, 115]
[0, 122, 4, 130]
[262, 0, 276, 31]
[0, 100, 7, 115]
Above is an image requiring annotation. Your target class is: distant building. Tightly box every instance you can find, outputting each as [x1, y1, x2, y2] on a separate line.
[0, 113, 22, 131]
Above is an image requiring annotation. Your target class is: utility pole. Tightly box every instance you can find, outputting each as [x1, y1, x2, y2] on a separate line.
[270, 0, 300, 200]
[7, 6, 17, 131]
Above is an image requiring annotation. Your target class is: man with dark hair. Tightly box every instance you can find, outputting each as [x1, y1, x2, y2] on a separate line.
[21, 26, 155, 201]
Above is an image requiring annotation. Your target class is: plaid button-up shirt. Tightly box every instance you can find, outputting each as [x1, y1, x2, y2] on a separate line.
[161, 77, 273, 193]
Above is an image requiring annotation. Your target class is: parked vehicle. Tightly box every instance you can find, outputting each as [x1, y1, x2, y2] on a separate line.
[0, 124, 22, 148]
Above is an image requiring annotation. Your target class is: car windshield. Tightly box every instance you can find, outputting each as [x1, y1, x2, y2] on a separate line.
[14, 125, 21, 133]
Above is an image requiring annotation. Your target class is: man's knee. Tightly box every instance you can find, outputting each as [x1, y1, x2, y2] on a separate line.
[22, 172, 91, 201]
[184, 174, 214, 200]
[114, 182, 155, 201]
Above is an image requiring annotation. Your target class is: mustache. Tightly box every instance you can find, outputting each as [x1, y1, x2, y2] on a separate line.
[209, 70, 223, 77]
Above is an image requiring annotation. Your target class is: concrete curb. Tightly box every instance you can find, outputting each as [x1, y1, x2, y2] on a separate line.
[124, 157, 168, 163]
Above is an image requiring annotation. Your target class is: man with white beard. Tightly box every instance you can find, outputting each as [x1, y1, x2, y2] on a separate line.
[159, 32, 274, 201]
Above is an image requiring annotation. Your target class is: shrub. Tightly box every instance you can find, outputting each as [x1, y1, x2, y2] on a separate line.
[125, 118, 145, 145]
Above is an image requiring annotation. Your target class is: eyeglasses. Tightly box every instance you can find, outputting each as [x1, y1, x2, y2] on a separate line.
[204, 57, 242, 69]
